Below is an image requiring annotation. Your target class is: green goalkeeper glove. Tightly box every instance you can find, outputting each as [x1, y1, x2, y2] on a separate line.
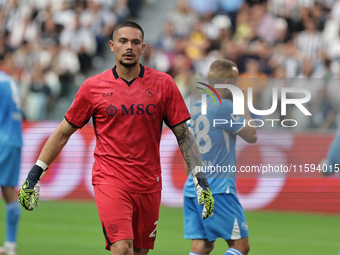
[193, 171, 214, 220]
[18, 165, 46, 211]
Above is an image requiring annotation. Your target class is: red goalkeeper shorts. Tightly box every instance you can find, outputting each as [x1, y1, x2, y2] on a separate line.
[94, 184, 161, 250]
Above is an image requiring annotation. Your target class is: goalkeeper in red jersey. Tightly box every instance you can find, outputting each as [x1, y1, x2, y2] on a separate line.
[18, 21, 214, 255]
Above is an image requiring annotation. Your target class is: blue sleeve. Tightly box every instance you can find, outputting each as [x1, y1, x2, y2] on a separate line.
[0, 72, 22, 147]
[216, 100, 246, 134]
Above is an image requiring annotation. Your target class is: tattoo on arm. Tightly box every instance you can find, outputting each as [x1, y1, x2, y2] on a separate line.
[171, 122, 202, 174]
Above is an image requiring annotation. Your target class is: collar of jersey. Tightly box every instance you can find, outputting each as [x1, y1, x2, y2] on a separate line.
[112, 64, 145, 86]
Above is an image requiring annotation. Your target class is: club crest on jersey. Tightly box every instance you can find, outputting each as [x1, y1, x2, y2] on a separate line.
[145, 88, 155, 98]
[105, 104, 119, 117]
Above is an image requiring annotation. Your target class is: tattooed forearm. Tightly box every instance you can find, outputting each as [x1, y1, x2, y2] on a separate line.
[171, 122, 202, 175]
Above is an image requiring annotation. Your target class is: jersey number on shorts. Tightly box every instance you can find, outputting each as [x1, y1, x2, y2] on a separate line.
[149, 221, 158, 238]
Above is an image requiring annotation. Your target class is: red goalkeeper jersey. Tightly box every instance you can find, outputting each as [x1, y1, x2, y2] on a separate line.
[65, 65, 190, 193]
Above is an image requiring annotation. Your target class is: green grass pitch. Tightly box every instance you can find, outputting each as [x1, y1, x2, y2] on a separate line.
[0, 201, 339, 255]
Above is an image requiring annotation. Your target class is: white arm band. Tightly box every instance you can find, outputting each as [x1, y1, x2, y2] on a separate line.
[191, 166, 203, 176]
[191, 166, 204, 187]
[35, 160, 49, 171]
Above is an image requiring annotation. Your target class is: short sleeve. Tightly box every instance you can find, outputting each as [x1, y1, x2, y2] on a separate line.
[163, 75, 190, 128]
[64, 80, 94, 128]
[218, 101, 246, 135]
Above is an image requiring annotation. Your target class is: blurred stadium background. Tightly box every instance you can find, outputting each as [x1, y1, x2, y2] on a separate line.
[1, 0, 340, 254]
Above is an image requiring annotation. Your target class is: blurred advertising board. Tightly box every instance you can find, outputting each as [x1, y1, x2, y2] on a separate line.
[20, 122, 340, 214]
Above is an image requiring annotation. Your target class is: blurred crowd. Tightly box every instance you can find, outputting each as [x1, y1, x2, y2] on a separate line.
[144, 0, 340, 130]
[1, 0, 340, 130]
[0, 0, 141, 119]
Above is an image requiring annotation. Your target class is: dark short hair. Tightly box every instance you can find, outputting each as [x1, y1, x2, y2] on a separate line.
[112, 21, 144, 40]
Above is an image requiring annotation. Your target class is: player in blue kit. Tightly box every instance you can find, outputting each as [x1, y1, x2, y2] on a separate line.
[184, 60, 257, 255]
[0, 70, 23, 255]
[322, 119, 340, 177]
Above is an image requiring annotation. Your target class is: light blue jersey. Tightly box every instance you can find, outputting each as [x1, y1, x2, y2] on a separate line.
[184, 96, 245, 197]
[0, 71, 22, 246]
[0, 71, 22, 148]
[326, 119, 340, 175]
[183, 95, 249, 242]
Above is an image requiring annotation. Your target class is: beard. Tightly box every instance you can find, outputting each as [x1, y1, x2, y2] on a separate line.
[119, 60, 137, 68]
